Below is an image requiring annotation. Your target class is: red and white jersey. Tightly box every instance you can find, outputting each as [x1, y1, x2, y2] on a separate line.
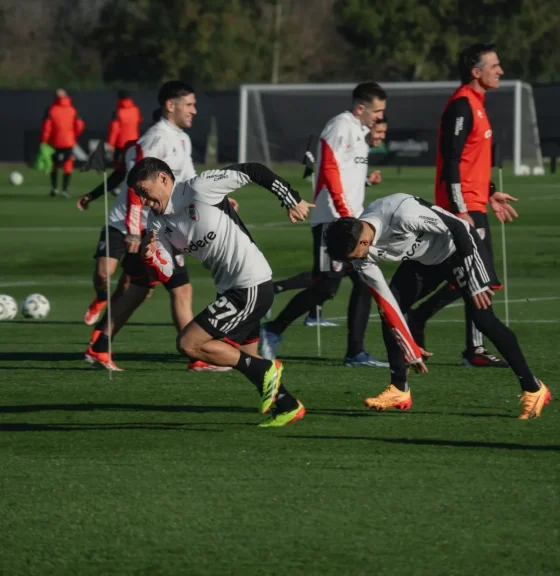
[310, 111, 370, 226]
[108, 118, 196, 235]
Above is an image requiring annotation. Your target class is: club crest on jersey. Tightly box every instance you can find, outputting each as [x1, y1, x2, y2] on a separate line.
[188, 203, 199, 221]
[332, 260, 344, 272]
[174, 254, 185, 267]
[477, 228, 486, 240]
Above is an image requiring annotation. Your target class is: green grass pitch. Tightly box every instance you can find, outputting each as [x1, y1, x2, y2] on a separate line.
[0, 164, 559, 576]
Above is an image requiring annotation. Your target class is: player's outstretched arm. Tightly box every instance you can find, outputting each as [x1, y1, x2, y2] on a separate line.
[76, 169, 126, 211]
[195, 163, 314, 221]
[355, 260, 427, 372]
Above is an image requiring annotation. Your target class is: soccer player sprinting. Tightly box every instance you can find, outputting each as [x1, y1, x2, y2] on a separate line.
[324, 194, 551, 419]
[127, 157, 314, 427]
[261, 83, 389, 367]
[408, 43, 517, 368]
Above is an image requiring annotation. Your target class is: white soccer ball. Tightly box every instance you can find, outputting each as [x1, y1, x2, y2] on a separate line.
[21, 293, 50, 319]
[0, 295, 18, 321]
[9, 171, 24, 186]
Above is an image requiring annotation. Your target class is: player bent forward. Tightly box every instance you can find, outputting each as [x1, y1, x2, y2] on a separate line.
[324, 193, 551, 419]
[127, 157, 314, 427]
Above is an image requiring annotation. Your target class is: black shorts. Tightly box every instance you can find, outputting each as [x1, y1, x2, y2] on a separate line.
[124, 247, 190, 291]
[469, 211, 502, 288]
[53, 147, 73, 165]
[93, 226, 127, 260]
[311, 224, 352, 279]
[195, 281, 274, 346]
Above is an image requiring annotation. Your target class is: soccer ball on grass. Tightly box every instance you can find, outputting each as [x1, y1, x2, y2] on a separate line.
[9, 171, 24, 186]
[21, 293, 50, 319]
[0, 295, 18, 321]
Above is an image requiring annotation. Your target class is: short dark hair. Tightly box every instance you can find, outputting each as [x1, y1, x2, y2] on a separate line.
[458, 42, 497, 84]
[117, 89, 129, 99]
[324, 218, 363, 262]
[126, 157, 175, 190]
[352, 82, 387, 106]
[376, 113, 388, 125]
[157, 81, 195, 108]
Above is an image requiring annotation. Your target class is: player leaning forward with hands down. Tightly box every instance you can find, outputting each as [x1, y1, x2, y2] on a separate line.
[324, 194, 551, 419]
[127, 157, 314, 427]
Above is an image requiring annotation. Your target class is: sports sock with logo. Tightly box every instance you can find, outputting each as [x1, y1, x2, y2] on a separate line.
[234, 351, 273, 392]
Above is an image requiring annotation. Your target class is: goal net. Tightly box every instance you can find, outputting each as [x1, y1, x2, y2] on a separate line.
[238, 81, 543, 175]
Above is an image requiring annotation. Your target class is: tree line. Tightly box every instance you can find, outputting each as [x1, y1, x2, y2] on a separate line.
[1, 0, 559, 89]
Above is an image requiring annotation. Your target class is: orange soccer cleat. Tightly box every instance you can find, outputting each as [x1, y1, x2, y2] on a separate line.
[84, 347, 123, 371]
[518, 382, 552, 419]
[188, 360, 232, 372]
[84, 298, 106, 326]
[364, 384, 412, 412]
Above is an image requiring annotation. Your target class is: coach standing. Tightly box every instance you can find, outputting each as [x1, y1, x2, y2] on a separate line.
[408, 42, 520, 368]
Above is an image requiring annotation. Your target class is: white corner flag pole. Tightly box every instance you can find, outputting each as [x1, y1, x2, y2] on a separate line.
[103, 170, 113, 380]
[498, 167, 510, 327]
[316, 305, 322, 357]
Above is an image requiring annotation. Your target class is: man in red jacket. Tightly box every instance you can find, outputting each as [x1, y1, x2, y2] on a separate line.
[107, 90, 143, 173]
[408, 43, 519, 368]
[41, 89, 85, 198]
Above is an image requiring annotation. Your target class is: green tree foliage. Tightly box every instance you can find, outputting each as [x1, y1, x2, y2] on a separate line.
[333, 0, 560, 82]
[93, 0, 274, 88]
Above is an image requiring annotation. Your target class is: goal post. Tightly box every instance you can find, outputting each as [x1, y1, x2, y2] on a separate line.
[238, 81, 544, 175]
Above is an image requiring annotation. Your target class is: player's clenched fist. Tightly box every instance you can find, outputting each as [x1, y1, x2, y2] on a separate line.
[142, 231, 158, 260]
[287, 200, 315, 223]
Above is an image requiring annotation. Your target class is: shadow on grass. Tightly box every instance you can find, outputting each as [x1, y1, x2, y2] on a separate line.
[0, 422, 224, 432]
[309, 407, 513, 419]
[0, 403, 255, 415]
[0, 352, 181, 363]
[284, 435, 560, 451]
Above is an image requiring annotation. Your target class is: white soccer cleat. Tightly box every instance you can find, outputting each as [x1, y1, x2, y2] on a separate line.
[259, 325, 282, 360]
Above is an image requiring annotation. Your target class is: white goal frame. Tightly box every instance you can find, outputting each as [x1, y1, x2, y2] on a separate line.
[238, 81, 543, 175]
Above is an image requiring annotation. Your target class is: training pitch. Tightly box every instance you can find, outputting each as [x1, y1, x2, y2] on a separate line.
[1, 165, 559, 575]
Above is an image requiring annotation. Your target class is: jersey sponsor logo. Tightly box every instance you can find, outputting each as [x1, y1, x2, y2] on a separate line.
[354, 156, 369, 164]
[484, 129, 493, 139]
[183, 231, 217, 254]
[419, 215, 440, 225]
[188, 203, 199, 221]
[212, 173, 228, 182]
[402, 231, 425, 260]
[477, 227, 486, 240]
[454, 117, 464, 135]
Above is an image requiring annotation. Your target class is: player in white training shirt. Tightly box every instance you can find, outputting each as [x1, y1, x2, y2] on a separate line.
[324, 194, 551, 419]
[126, 157, 315, 427]
[261, 82, 388, 367]
[85, 81, 213, 372]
